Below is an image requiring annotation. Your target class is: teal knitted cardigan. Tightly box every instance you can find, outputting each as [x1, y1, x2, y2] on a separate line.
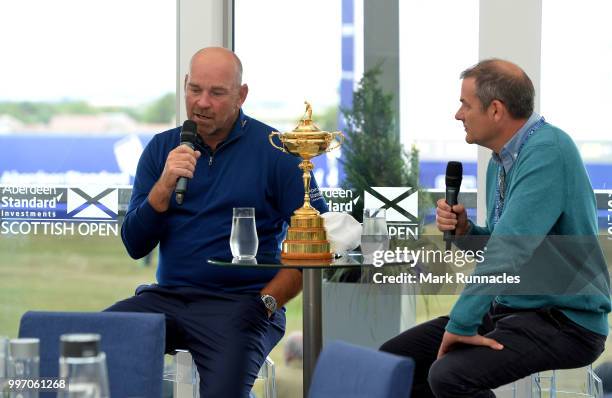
[447, 122, 610, 336]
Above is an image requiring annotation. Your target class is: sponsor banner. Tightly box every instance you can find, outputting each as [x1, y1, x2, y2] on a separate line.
[318, 186, 421, 238]
[0, 221, 118, 237]
[364, 186, 419, 238]
[364, 187, 418, 222]
[0, 185, 121, 237]
[319, 187, 359, 213]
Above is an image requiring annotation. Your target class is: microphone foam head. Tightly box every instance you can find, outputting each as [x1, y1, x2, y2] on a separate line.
[180, 120, 198, 144]
[445, 161, 463, 188]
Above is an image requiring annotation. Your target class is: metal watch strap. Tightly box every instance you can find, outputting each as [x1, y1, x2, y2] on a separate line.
[261, 294, 277, 313]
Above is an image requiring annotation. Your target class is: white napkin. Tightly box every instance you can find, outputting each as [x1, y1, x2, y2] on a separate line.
[321, 212, 362, 254]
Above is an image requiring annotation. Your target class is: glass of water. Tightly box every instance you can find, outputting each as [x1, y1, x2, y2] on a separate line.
[230, 207, 259, 259]
[361, 208, 389, 260]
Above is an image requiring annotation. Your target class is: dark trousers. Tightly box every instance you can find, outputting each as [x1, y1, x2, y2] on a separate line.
[380, 304, 605, 398]
[105, 284, 285, 398]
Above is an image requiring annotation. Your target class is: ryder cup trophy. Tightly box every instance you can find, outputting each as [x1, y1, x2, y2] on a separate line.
[269, 102, 344, 261]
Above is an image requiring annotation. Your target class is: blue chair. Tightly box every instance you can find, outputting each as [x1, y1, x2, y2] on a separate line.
[308, 340, 414, 398]
[19, 311, 165, 398]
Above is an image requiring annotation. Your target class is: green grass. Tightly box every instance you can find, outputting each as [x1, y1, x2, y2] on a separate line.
[0, 234, 158, 335]
[0, 233, 302, 366]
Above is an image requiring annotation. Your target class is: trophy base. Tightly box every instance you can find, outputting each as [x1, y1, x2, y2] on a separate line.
[281, 248, 333, 260]
[280, 212, 333, 263]
[281, 256, 334, 267]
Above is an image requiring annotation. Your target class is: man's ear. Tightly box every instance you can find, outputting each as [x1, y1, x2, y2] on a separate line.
[184, 74, 189, 90]
[489, 99, 505, 122]
[238, 84, 249, 107]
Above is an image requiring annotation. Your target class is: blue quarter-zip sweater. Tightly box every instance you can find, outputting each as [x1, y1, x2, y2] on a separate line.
[121, 111, 328, 292]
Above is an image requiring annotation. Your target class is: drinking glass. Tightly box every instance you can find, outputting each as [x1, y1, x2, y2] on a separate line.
[58, 334, 110, 398]
[230, 208, 258, 259]
[232, 257, 258, 265]
[361, 208, 390, 260]
[8, 338, 40, 398]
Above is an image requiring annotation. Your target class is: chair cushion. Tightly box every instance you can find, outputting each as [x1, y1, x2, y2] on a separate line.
[308, 340, 414, 398]
[19, 311, 165, 398]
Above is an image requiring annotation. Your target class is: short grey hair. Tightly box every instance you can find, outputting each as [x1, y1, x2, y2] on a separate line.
[461, 59, 534, 119]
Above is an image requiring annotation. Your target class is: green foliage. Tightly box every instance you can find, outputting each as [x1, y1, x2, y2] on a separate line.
[340, 66, 419, 220]
[314, 105, 339, 132]
[140, 92, 176, 124]
[0, 100, 97, 124]
[0, 93, 176, 125]
[327, 66, 441, 285]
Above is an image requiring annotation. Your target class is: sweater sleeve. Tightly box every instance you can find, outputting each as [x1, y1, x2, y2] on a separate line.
[454, 220, 491, 252]
[446, 144, 566, 335]
[121, 137, 169, 259]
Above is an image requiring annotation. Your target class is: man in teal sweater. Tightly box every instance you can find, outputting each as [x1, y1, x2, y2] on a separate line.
[381, 59, 610, 397]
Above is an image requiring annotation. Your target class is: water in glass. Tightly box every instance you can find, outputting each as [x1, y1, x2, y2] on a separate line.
[230, 208, 258, 259]
[361, 208, 389, 257]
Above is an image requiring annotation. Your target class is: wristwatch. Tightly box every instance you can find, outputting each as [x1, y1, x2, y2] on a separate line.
[261, 294, 277, 314]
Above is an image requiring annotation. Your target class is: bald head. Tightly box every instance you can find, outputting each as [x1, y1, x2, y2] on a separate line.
[481, 59, 524, 76]
[184, 47, 248, 148]
[189, 47, 243, 86]
[460, 58, 534, 119]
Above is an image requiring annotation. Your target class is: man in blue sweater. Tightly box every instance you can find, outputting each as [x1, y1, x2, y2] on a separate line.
[381, 59, 610, 397]
[106, 47, 327, 397]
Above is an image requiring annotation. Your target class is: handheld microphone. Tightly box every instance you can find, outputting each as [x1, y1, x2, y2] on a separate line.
[444, 161, 463, 250]
[175, 120, 198, 205]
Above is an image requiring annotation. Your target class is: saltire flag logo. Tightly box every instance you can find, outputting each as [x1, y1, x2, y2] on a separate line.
[66, 188, 118, 219]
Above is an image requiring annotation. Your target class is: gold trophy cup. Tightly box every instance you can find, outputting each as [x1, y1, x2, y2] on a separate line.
[269, 102, 344, 261]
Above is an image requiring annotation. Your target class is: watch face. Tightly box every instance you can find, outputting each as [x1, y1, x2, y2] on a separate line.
[262, 295, 276, 312]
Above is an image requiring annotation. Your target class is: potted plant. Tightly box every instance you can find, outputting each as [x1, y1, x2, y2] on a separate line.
[321, 66, 431, 349]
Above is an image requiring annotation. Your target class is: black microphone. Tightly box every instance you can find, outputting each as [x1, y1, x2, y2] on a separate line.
[175, 120, 198, 205]
[444, 161, 463, 250]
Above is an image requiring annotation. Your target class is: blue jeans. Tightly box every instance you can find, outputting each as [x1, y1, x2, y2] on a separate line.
[105, 284, 286, 397]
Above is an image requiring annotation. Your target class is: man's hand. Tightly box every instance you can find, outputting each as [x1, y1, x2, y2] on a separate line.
[437, 331, 503, 359]
[148, 146, 201, 212]
[260, 269, 302, 318]
[436, 198, 470, 236]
